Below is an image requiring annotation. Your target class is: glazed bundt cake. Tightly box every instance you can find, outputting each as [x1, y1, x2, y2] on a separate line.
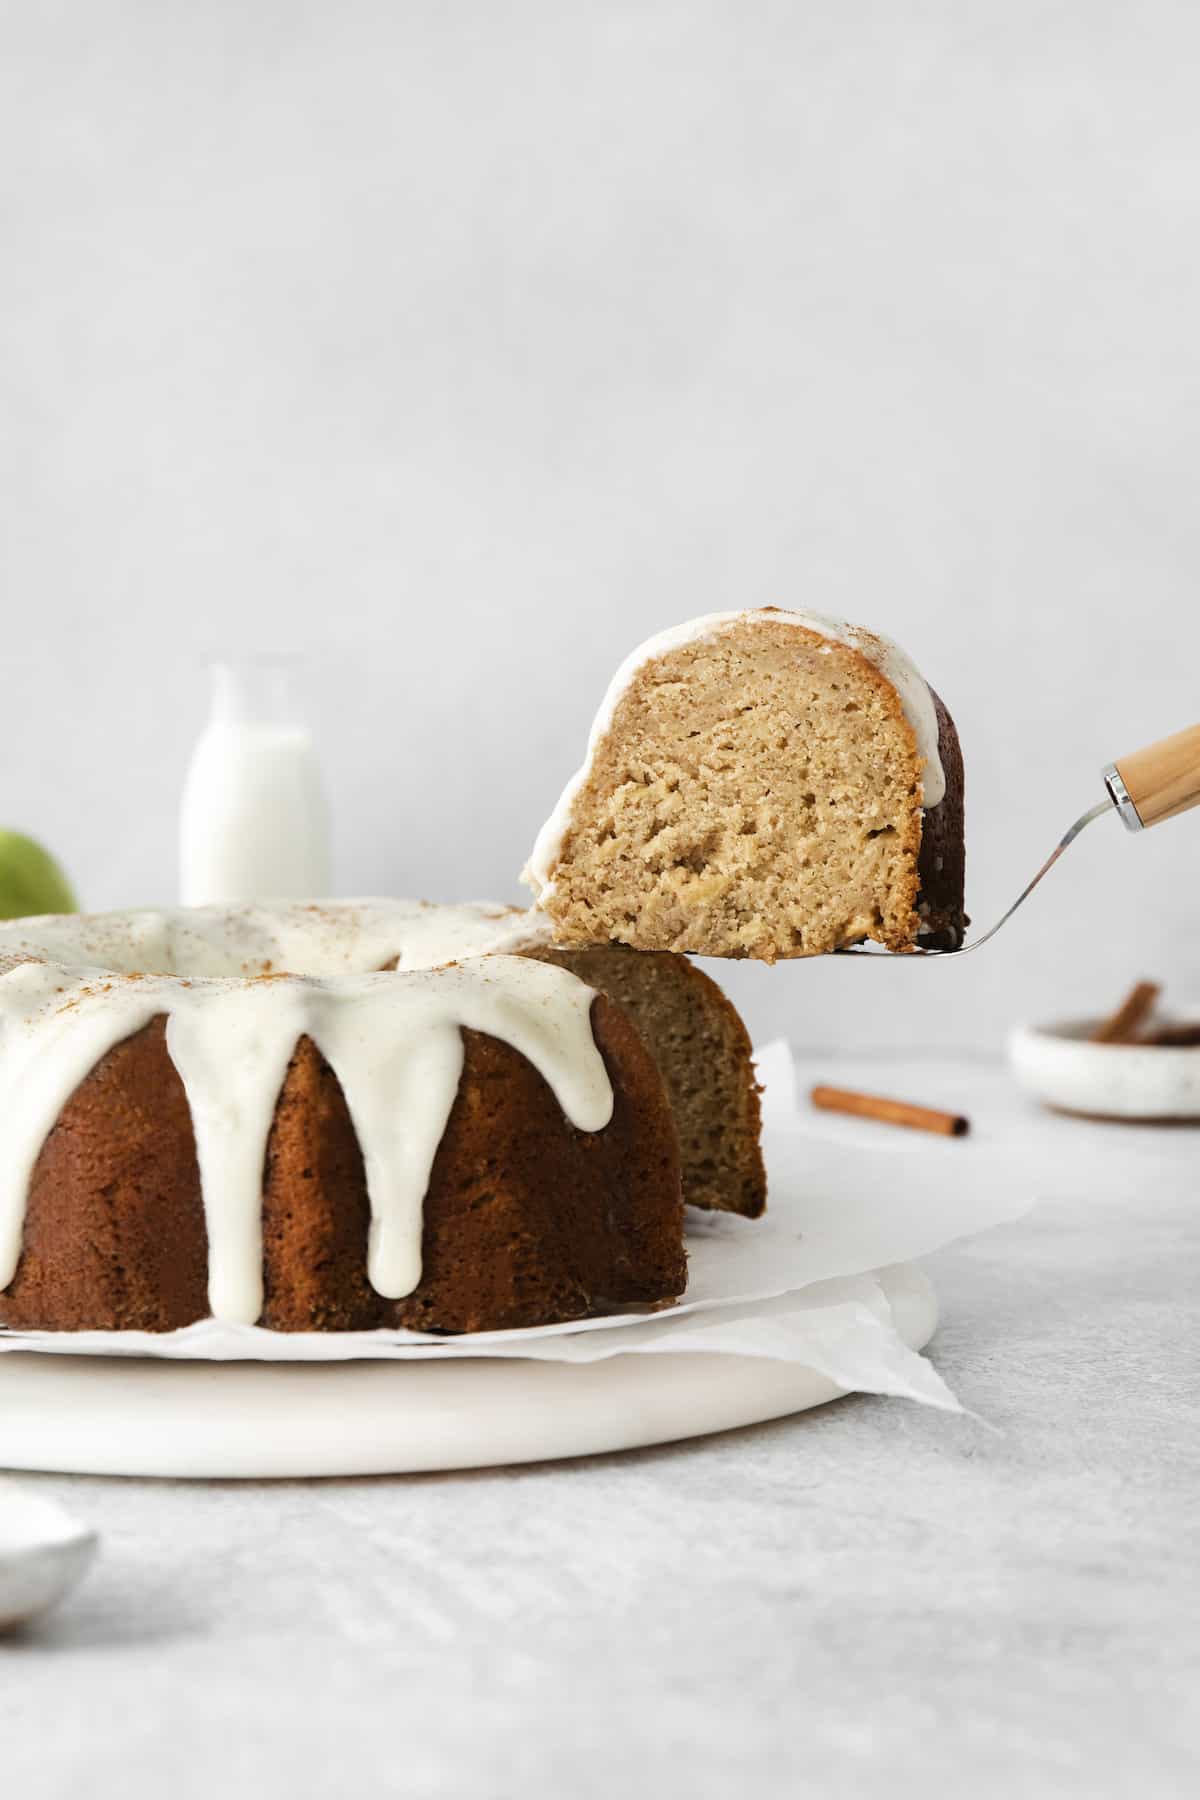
[524, 608, 967, 962]
[0, 899, 763, 1336]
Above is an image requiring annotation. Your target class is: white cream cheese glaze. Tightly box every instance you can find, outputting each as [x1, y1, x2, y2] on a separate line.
[0, 898, 544, 982]
[525, 608, 946, 897]
[0, 904, 607, 1327]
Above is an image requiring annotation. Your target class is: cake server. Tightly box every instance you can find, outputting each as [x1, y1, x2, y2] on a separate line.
[845, 720, 1200, 957]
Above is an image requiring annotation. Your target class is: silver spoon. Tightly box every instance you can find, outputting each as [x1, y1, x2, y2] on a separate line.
[0, 1481, 98, 1632]
[843, 720, 1200, 956]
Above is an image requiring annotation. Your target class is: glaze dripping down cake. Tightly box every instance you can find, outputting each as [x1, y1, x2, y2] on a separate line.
[524, 608, 966, 962]
[0, 900, 765, 1336]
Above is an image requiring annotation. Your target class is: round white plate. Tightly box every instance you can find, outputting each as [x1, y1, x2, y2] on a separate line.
[0, 1265, 935, 1479]
[1009, 1017, 1200, 1120]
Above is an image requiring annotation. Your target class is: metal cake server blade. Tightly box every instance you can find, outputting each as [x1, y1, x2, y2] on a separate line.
[841, 720, 1200, 957]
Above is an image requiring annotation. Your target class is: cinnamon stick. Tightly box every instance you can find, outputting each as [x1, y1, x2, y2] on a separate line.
[810, 1085, 969, 1137]
[1141, 1022, 1200, 1048]
[1089, 981, 1161, 1045]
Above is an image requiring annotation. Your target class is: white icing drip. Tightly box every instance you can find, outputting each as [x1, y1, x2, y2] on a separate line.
[0, 911, 609, 1327]
[524, 608, 947, 895]
[304, 960, 612, 1301]
[165, 982, 313, 1324]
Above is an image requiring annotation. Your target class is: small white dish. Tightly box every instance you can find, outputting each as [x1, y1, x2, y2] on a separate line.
[1009, 1015, 1200, 1120]
[0, 1481, 98, 1630]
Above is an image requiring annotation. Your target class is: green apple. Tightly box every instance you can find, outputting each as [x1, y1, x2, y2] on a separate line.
[0, 830, 79, 920]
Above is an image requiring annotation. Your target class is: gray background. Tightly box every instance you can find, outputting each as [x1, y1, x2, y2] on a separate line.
[3, 0, 1198, 1049]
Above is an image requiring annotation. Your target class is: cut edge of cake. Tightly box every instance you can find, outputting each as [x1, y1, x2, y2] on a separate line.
[523, 607, 967, 963]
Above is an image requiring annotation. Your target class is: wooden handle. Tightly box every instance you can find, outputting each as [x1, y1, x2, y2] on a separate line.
[1113, 723, 1200, 828]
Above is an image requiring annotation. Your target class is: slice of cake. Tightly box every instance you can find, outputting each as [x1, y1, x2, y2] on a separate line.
[524, 608, 966, 962]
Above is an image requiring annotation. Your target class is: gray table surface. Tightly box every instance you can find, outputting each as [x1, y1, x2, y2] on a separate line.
[2, 1054, 1198, 1799]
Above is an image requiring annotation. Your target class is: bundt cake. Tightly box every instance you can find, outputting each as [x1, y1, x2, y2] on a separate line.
[0, 899, 763, 1336]
[0, 906, 686, 1334]
[524, 608, 967, 962]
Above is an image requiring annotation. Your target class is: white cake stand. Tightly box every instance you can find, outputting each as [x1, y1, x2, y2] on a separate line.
[0, 1264, 936, 1479]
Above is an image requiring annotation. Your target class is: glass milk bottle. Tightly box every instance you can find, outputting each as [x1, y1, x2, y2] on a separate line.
[179, 659, 331, 905]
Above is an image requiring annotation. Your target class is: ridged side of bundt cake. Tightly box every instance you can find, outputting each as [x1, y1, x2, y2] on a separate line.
[0, 936, 686, 1335]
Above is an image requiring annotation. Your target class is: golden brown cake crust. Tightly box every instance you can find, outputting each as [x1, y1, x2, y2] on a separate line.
[0, 1016, 210, 1333]
[0, 995, 686, 1336]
